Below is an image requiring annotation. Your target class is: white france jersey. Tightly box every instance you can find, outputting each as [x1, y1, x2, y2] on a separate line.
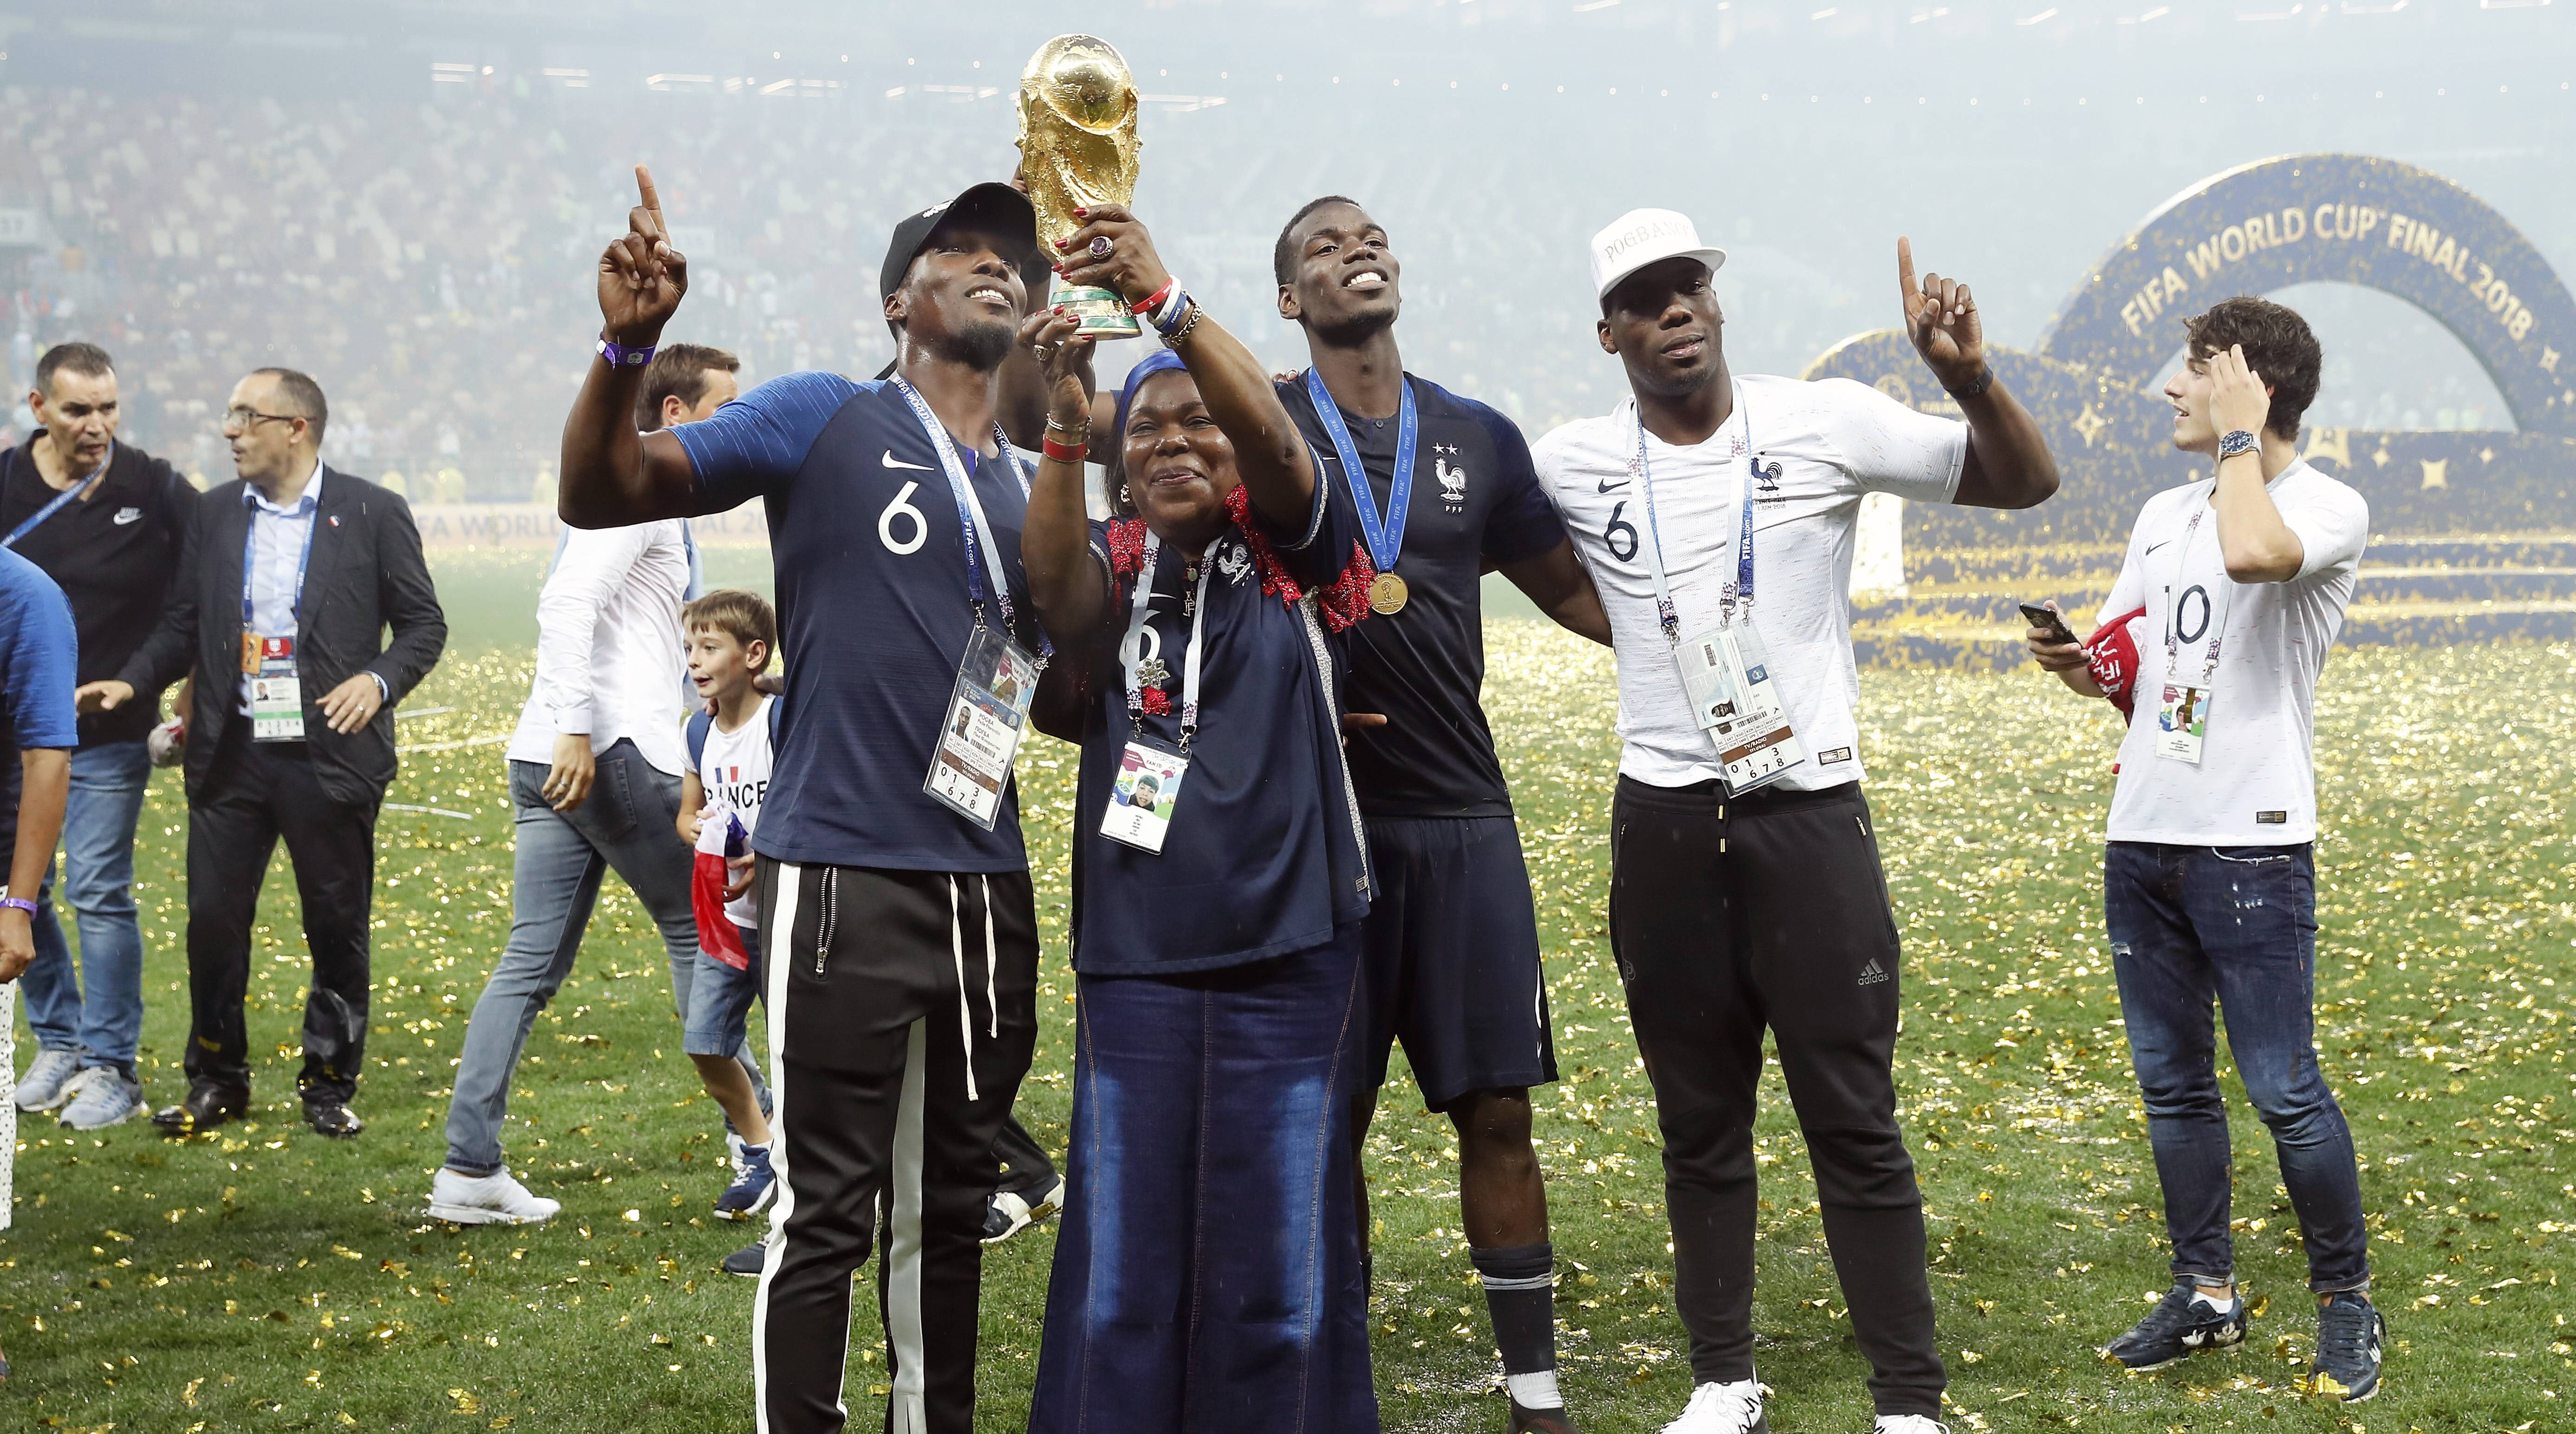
[695, 696, 775, 930]
[1531, 375, 1966, 791]
[2097, 460, 2368, 846]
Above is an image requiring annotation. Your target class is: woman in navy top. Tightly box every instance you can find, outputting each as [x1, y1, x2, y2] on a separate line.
[1019, 207, 1378, 1434]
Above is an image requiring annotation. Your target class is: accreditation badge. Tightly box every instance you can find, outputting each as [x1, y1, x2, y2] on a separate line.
[2154, 678, 2213, 765]
[1675, 627, 1737, 733]
[1099, 741, 1191, 854]
[249, 634, 306, 743]
[1698, 619, 1804, 796]
[923, 624, 1040, 830]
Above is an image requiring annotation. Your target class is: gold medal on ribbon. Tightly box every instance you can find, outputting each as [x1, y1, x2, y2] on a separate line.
[1369, 572, 1409, 616]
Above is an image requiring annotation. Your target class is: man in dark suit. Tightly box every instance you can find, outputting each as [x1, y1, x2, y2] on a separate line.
[78, 367, 445, 1138]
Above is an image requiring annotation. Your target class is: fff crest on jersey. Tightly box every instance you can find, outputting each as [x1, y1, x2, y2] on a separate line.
[1434, 444, 1468, 512]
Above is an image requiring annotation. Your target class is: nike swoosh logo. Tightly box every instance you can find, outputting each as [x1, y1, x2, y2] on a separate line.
[2144, 540, 2171, 555]
[1597, 475, 1629, 493]
[882, 451, 933, 472]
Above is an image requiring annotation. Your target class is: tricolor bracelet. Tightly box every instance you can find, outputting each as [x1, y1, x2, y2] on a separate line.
[597, 335, 655, 368]
[1148, 286, 1194, 338]
[1132, 277, 1178, 317]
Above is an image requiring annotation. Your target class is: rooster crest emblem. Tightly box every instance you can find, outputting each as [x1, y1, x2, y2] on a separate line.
[1434, 446, 1467, 512]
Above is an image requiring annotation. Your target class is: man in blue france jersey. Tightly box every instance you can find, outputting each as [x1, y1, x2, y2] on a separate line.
[1272, 195, 1610, 1434]
[558, 168, 1050, 1434]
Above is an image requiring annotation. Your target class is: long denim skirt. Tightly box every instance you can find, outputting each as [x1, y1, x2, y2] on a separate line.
[1030, 925, 1379, 1434]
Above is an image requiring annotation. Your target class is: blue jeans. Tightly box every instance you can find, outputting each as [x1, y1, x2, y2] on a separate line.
[2106, 842, 2370, 1293]
[19, 741, 154, 1073]
[681, 925, 762, 1057]
[443, 742, 766, 1176]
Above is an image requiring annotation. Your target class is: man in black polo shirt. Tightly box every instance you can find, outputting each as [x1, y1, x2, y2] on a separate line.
[1273, 195, 1609, 1434]
[0, 342, 196, 1131]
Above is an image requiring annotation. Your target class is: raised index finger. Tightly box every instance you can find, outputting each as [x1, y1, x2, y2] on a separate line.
[1896, 236, 1921, 313]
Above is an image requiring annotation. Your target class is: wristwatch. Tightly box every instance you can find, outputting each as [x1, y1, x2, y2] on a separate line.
[597, 336, 656, 368]
[2217, 428, 2260, 461]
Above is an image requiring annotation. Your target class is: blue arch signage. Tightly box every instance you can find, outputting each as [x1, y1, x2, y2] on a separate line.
[1803, 152, 2576, 662]
[2037, 153, 2576, 436]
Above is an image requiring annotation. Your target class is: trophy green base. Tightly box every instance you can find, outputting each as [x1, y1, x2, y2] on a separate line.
[1052, 280, 1142, 340]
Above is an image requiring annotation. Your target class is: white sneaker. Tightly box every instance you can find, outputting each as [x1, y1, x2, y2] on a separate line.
[58, 1068, 143, 1130]
[15, 1048, 83, 1111]
[1871, 1418, 1950, 1434]
[1663, 1380, 1768, 1434]
[427, 1166, 561, 1225]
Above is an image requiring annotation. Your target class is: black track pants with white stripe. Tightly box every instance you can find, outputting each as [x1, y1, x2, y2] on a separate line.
[752, 859, 1040, 1434]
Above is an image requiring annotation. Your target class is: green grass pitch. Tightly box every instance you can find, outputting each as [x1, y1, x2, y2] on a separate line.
[6, 590, 2572, 1432]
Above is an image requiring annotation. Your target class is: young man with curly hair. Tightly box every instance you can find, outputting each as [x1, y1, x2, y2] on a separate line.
[2026, 295, 2382, 1403]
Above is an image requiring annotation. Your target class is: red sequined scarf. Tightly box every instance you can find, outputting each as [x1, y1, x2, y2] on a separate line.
[1104, 486, 1376, 634]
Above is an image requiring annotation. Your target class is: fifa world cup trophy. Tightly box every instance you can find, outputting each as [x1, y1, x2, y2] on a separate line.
[1017, 34, 1143, 339]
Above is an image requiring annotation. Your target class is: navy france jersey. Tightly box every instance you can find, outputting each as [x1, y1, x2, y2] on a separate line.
[1069, 481, 1375, 975]
[1277, 375, 1565, 819]
[671, 371, 1042, 874]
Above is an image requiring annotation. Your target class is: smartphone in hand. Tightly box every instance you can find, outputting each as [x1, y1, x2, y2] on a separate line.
[2018, 601, 2079, 647]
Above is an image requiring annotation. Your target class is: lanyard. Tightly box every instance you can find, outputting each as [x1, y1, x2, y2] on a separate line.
[892, 377, 1034, 643]
[0, 444, 112, 549]
[1632, 383, 1759, 643]
[1304, 368, 1417, 575]
[240, 488, 320, 633]
[2161, 487, 2234, 685]
[1118, 529, 1213, 755]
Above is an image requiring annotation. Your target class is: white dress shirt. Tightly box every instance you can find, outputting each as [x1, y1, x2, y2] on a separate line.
[506, 521, 691, 776]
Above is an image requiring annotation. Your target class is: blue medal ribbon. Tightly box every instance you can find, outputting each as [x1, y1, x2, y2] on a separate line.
[1304, 367, 1417, 576]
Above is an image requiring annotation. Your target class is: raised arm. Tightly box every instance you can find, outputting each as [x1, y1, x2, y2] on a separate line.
[2203, 345, 2306, 583]
[1016, 309, 1110, 649]
[1897, 237, 2060, 511]
[561, 165, 703, 528]
[1052, 205, 1317, 533]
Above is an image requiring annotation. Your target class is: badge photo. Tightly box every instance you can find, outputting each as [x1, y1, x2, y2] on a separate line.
[1100, 741, 1190, 853]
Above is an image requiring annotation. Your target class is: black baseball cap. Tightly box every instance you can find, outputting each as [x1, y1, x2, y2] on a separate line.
[877, 181, 1043, 314]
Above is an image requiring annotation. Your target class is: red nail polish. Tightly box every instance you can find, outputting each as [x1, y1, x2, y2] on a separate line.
[1054, 238, 1070, 250]
[1073, 207, 1087, 218]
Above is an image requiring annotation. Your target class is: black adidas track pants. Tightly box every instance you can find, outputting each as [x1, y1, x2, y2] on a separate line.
[1607, 776, 1945, 1420]
[751, 860, 1040, 1434]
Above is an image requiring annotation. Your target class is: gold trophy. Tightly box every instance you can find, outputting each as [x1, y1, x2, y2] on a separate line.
[1017, 34, 1143, 339]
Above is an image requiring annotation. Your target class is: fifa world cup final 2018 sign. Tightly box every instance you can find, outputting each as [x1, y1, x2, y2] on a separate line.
[1809, 153, 2576, 661]
[2044, 153, 2575, 437]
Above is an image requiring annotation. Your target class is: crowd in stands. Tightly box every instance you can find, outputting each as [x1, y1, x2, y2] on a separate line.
[0, 78, 2552, 501]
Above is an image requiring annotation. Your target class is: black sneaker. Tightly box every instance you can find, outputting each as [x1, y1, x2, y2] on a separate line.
[1508, 1397, 1580, 1434]
[721, 1233, 773, 1279]
[981, 1177, 1066, 1245]
[2100, 1281, 2248, 1370]
[2305, 1292, 2385, 1402]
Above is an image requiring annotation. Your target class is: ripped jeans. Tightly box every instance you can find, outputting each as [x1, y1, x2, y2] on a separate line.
[2105, 842, 2371, 1294]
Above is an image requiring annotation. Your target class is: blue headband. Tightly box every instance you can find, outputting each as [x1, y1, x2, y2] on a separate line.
[1113, 348, 1191, 445]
